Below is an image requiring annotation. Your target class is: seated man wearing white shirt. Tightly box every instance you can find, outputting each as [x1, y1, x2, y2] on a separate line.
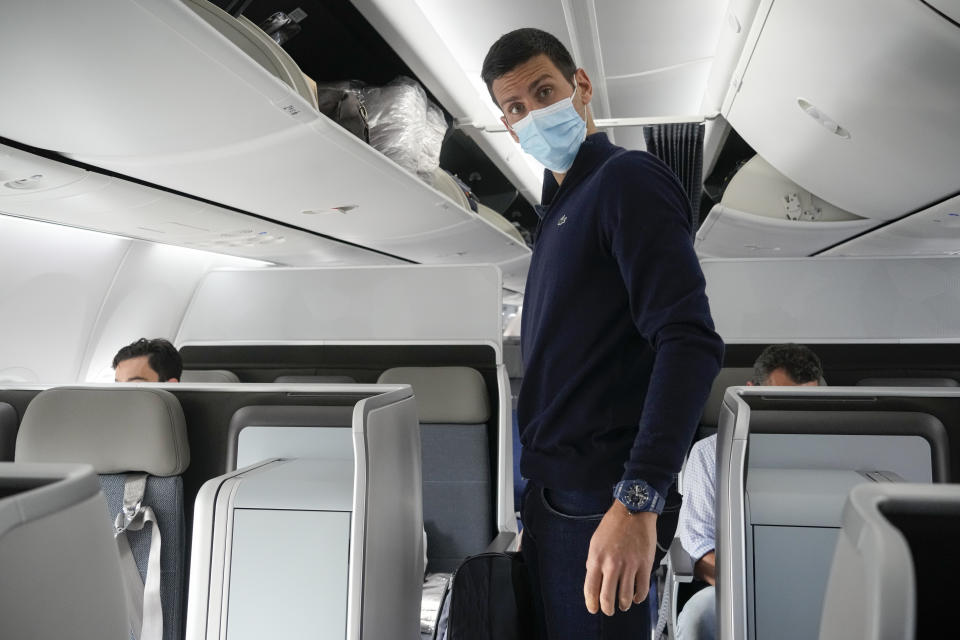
[675, 343, 823, 640]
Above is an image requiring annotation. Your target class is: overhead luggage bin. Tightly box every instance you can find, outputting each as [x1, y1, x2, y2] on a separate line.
[186, 385, 422, 640]
[723, 0, 960, 219]
[0, 0, 530, 290]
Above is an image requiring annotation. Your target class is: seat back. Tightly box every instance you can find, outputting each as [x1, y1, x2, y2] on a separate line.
[0, 462, 129, 640]
[0, 402, 17, 461]
[716, 392, 950, 640]
[700, 367, 754, 431]
[181, 369, 240, 383]
[857, 377, 959, 387]
[377, 366, 493, 573]
[273, 375, 357, 383]
[820, 483, 960, 639]
[15, 387, 190, 640]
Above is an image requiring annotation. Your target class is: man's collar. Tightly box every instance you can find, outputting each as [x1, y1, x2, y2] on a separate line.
[538, 132, 617, 216]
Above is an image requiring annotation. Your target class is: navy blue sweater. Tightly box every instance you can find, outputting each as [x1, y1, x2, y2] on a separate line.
[518, 133, 724, 498]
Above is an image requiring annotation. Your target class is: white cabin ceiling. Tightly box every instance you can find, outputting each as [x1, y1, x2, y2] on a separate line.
[403, 0, 730, 130]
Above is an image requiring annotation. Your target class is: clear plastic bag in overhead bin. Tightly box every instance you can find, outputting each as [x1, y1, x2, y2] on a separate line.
[361, 76, 448, 184]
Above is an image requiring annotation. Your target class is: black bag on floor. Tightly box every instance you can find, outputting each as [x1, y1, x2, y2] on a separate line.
[443, 551, 534, 640]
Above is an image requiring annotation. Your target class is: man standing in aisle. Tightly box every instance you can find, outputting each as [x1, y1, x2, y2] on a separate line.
[482, 28, 724, 639]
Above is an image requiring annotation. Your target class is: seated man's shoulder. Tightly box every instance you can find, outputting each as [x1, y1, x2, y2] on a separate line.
[690, 434, 718, 460]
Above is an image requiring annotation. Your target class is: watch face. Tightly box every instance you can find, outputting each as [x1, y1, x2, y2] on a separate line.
[624, 483, 649, 508]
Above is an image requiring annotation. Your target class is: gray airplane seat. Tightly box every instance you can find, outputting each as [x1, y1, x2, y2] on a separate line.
[819, 483, 960, 640]
[700, 368, 754, 431]
[717, 398, 949, 640]
[0, 402, 17, 461]
[186, 386, 423, 640]
[181, 369, 240, 383]
[856, 376, 959, 387]
[0, 462, 129, 639]
[273, 374, 357, 383]
[700, 367, 829, 432]
[377, 366, 493, 574]
[15, 387, 190, 640]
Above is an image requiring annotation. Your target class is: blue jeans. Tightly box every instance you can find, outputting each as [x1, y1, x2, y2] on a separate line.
[676, 585, 716, 640]
[521, 482, 650, 640]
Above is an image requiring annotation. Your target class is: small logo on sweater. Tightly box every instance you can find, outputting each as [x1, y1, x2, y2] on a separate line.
[557, 214, 567, 226]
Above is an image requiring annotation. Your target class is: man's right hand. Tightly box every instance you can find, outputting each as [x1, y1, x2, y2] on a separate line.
[583, 502, 657, 616]
[694, 550, 716, 586]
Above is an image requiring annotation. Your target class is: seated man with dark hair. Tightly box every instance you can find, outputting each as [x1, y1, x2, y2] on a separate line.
[113, 338, 183, 383]
[675, 343, 823, 640]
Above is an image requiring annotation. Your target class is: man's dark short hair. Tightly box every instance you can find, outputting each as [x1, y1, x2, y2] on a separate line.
[752, 343, 823, 385]
[112, 338, 183, 381]
[481, 28, 577, 105]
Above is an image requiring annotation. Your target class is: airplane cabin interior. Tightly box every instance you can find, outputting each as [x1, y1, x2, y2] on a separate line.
[1, 1, 959, 639]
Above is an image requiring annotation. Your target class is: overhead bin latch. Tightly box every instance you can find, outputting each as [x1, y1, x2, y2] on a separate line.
[784, 192, 822, 221]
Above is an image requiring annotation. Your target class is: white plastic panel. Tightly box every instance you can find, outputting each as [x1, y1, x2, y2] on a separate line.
[926, 0, 960, 22]
[236, 426, 354, 471]
[232, 457, 355, 511]
[751, 434, 933, 483]
[0, 216, 130, 383]
[695, 204, 877, 258]
[605, 60, 713, 118]
[752, 526, 838, 640]
[0, 0, 304, 156]
[177, 265, 503, 347]
[0, 143, 400, 268]
[822, 194, 960, 258]
[702, 256, 960, 342]
[227, 509, 350, 640]
[725, 0, 960, 219]
[81, 241, 266, 382]
[595, 0, 728, 79]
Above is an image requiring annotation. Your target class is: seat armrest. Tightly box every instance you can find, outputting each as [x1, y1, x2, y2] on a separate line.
[484, 531, 517, 553]
[669, 537, 695, 583]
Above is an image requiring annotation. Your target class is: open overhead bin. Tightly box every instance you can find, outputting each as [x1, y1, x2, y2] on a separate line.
[0, 0, 530, 290]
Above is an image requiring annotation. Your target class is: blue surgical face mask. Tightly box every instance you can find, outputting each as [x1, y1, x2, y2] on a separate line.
[510, 83, 587, 173]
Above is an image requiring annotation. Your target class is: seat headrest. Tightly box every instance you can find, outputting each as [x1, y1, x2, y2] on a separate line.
[274, 375, 357, 383]
[857, 377, 958, 387]
[16, 388, 189, 476]
[701, 368, 754, 428]
[377, 367, 490, 423]
[701, 368, 829, 427]
[180, 369, 240, 383]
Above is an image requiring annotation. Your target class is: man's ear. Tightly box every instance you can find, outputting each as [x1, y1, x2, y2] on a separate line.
[167, 377, 179, 383]
[745, 381, 754, 386]
[574, 67, 594, 107]
[502, 115, 519, 143]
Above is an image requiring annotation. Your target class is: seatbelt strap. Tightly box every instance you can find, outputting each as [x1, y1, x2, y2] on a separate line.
[114, 473, 164, 640]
